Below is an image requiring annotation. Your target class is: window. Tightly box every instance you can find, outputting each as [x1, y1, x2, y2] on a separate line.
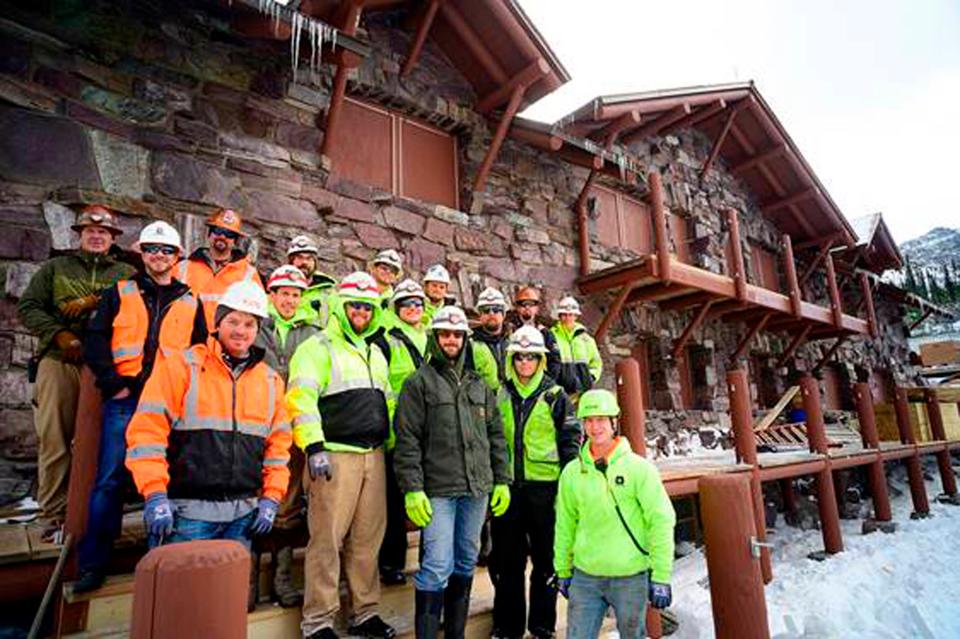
[328, 97, 459, 208]
[590, 184, 652, 254]
[751, 243, 781, 292]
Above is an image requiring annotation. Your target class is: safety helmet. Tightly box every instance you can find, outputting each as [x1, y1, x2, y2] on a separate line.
[507, 325, 548, 354]
[577, 389, 621, 419]
[217, 280, 269, 320]
[72, 204, 123, 235]
[476, 287, 507, 310]
[514, 286, 541, 304]
[372, 249, 403, 273]
[206, 208, 246, 236]
[430, 306, 472, 334]
[338, 271, 382, 303]
[287, 234, 319, 257]
[391, 278, 425, 305]
[553, 296, 582, 318]
[267, 265, 308, 291]
[423, 264, 451, 285]
[137, 221, 182, 250]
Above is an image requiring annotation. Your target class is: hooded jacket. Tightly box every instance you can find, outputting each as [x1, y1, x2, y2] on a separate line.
[550, 321, 602, 396]
[257, 302, 319, 381]
[299, 270, 336, 328]
[176, 247, 263, 327]
[470, 327, 510, 390]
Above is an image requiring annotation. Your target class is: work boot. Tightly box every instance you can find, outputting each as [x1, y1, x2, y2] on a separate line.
[379, 568, 406, 586]
[443, 573, 473, 639]
[271, 546, 303, 607]
[307, 628, 339, 639]
[72, 569, 105, 594]
[347, 615, 396, 639]
[414, 589, 443, 639]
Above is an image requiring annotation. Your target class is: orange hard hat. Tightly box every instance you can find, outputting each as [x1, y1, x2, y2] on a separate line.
[72, 204, 123, 235]
[515, 286, 541, 303]
[206, 208, 246, 236]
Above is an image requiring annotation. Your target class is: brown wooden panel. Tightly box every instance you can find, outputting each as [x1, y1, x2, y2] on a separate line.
[329, 98, 393, 192]
[724, 235, 737, 276]
[591, 184, 621, 248]
[751, 243, 781, 292]
[677, 348, 694, 410]
[870, 369, 892, 405]
[620, 194, 652, 254]
[632, 341, 653, 409]
[400, 118, 458, 209]
[670, 214, 690, 264]
[821, 367, 844, 410]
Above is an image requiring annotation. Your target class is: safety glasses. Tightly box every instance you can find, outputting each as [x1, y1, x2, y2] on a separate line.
[209, 227, 240, 240]
[346, 301, 375, 313]
[396, 299, 424, 309]
[141, 244, 179, 256]
[479, 305, 505, 315]
[514, 353, 542, 362]
[516, 300, 539, 309]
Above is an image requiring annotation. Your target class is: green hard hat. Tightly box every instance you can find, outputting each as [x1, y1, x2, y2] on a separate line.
[577, 389, 620, 419]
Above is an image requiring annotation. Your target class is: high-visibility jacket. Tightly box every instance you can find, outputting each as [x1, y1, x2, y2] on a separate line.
[377, 319, 427, 450]
[554, 438, 676, 582]
[497, 353, 580, 483]
[470, 329, 509, 391]
[125, 339, 291, 503]
[550, 322, 602, 397]
[299, 271, 336, 328]
[421, 299, 443, 327]
[286, 302, 390, 453]
[176, 248, 262, 326]
[111, 280, 199, 377]
[257, 305, 318, 381]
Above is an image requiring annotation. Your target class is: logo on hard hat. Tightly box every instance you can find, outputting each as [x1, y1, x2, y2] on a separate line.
[222, 210, 237, 224]
[90, 213, 105, 223]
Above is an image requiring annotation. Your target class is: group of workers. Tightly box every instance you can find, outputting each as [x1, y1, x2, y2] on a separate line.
[16, 204, 676, 639]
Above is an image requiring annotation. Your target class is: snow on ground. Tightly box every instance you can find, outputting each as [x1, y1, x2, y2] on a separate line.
[669, 460, 960, 638]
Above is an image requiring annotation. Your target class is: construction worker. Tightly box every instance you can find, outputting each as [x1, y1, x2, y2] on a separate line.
[370, 249, 403, 308]
[491, 326, 580, 639]
[549, 296, 602, 401]
[17, 204, 135, 542]
[287, 234, 337, 327]
[471, 287, 511, 391]
[554, 389, 676, 639]
[370, 279, 429, 586]
[176, 208, 262, 327]
[508, 286, 561, 382]
[394, 306, 511, 639]
[124, 280, 292, 553]
[74, 221, 205, 592]
[257, 264, 319, 607]
[286, 271, 396, 639]
[421, 264, 452, 326]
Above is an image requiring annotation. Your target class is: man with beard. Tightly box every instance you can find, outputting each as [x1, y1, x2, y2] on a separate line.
[470, 287, 511, 391]
[286, 235, 337, 327]
[507, 286, 561, 382]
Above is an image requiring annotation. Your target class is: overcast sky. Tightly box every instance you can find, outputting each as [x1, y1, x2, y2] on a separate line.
[516, 0, 960, 244]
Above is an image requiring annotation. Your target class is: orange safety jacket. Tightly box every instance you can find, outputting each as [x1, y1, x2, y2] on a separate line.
[111, 280, 199, 377]
[125, 339, 292, 503]
[176, 249, 263, 327]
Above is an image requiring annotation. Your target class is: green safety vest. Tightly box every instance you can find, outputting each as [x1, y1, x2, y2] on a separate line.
[498, 380, 566, 482]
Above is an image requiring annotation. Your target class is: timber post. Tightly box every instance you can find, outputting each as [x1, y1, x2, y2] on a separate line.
[894, 387, 930, 517]
[853, 382, 892, 522]
[924, 389, 959, 501]
[799, 374, 843, 553]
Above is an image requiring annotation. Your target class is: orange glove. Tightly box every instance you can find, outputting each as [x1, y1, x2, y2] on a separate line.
[54, 330, 83, 363]
[59, 294, 99, 319]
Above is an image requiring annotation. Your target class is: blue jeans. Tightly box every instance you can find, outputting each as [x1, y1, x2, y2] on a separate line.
[414, 495, 488, 592]
[566, 569, 649, 639]
[77, 395, 138, 573]
[159, 512, 255, 550]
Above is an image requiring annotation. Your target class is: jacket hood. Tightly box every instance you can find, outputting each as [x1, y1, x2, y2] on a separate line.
[504, 349, 547, 399]
[330, 293, 382, 345]
[309, 271, 336, 290]
[578, 435, 631, 468]
[553, 321, 586, 341]
[427, 331, 467, 377]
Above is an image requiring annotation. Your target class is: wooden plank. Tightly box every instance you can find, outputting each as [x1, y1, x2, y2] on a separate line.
[0, 525, 32, 565]
[753, 386, 800, 433]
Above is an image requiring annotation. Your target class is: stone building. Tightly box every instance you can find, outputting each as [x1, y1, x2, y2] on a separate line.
[0, 0, 926, 483]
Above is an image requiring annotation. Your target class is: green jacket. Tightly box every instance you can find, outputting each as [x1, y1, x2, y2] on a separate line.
[17, 250, 135, 360]
[421, 298, 442, 327]
[470, 328, 509, 391]
[298, 271, 336, 328]
[383, 319, 428, 416]
[257, 304, 319, 381]
[554, 438, 676, 582]
[550, 322, 602, 397]
[285, 296, 390, 454]
[394, 336, 511, 498]
[497, 352, 580, 483]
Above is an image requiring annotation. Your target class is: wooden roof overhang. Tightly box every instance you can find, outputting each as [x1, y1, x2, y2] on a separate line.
[834, 213, 903, 274]
[556, 82, 858, 249]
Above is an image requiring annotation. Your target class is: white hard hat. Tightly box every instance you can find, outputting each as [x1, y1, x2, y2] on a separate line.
[372, 249, 403, 273]
[476, 287, 507, 310]
[554, 296, 582, 318]
[138, 221, 182, 251]
[507, 325, 548, 354]
[267, 265, 308, 291]
[218, 280, 269, 320]
[430, 306, 472, 334]
[423, 264, 451, 285]
[287, 234, 319, 257]
[392, 278, 425, 305]
[338, 271, 382, 303]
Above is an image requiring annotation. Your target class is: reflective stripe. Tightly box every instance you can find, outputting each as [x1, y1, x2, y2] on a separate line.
[201, 293, 222, 304]
[289, 377, 319, 391]
[137, 401, 168, 416]
[172, 416, 271, 437]
[318, 333, 388, 396]
[113, 345, 143, 358]
[293, 414, 320, 427]
[262, 458, 287, 466]
[119, 280, 138, 295]
[127, 444, 167, 460]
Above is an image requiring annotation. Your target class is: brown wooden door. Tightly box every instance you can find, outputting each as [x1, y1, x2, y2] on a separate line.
[399, 118, 458, 209]
[631, 341, 653, 409]
[821, 367, 844, 410]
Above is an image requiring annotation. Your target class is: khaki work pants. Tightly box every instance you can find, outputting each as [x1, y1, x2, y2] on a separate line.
[32, 357, 81, 522]
[301, 449, 386, 636]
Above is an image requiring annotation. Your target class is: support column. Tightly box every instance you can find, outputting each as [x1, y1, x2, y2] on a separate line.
[853, 382, 892, 522]
[650, 171, 672, 285]
[727, 368, 772, 582]
[780, 478, 797, 521]
[64, 367, 104, 578]
[800, 374, 843, 554]
[894, 387, 930, 517]
[925, 389, 959, 502]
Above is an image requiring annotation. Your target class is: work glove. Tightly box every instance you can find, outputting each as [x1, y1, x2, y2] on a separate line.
[548, 574, 572, 599]
[490, 484, 511, 517]
[648, 581, 672, 609]
[59, 294, 99, 319]
[404, 491, 432, 528]
[144, 492, 174, 539]
[54, 330, 83, 363]
[306, 444, 333, 481]
[250, 498, 279, 536]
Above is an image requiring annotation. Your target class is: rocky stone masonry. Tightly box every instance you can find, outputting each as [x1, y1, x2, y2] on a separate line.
[0, 2, 909, 470]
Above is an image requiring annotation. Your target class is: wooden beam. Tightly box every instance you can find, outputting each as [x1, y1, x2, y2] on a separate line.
[701, 105, 740, 177]
[589, 110, 641, 147]
[595, 89, 750, 120]
[577, 169, 598, 278]
[796, 232, 844, 251]
[473, 84, 525, 192]
[726, 208, 748, 301]
[672, 301, 715, 359]
[824, 253, 843, 327]
[508, 125, 562, 151]
[622, 103, 692, 143]
[776, 324, 813, 368]
[859, 271, 878, 338]
[798, 241, 834, 287]
[650, 171, 672, 285]
[660, 291, 717, 312]
[753, 386, 800, 432]
[731, 143, 786, 175]
[762, 187, 816, 214]
[596, 283, 636, 341]
[476, 57, 549, 114]
[812, 337, 846, 373]
[320, 54, 350, 157]
[659, 98, 727, 135]
[908, 307, 935, 333]
[730, 312, 772, 363]
[400, 0, 441, 77]
[626, 284, 692, 306]
[439, 3, 507, 85]
[782, 234, 803, 317]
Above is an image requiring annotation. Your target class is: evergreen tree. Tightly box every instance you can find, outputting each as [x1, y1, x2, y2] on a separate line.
[904, 255, 918, 294]
[944, 263, 956, 304]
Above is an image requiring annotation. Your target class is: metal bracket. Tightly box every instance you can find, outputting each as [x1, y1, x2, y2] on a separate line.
[750, 535, 774, 559]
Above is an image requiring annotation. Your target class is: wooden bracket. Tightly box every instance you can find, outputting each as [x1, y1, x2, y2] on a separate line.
[701, 101, 749, 177]
[623, 103, 692, 144]
[812, 337, 846, 373]
[859, 271, 878, 338]
[798, 240, 834, 287]
[671, 301, 715, 359]
[472, 84, 525, 194]
[440, 3, 507, 84]
[782, 234, 803, 317]
[908, 307, 934, 333]
[400, 0, 441, 77]
[596, 283, 637, 341]
[730, 312, 772, 363]
[776, 325, 813, 368]
[476, 58, 549, 114]
[731, 143, 786, 175]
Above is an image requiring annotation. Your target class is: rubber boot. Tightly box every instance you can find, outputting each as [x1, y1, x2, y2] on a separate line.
[414, 589, 443, 639]
[272, 546, 304, 607]
[443, 573, 473, 639]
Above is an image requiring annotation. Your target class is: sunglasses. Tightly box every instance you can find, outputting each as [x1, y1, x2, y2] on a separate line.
[142, 244, 179, 256]
[397, 299, 424, 309]
[346, 301, 375, 313]
[514, 353, 542, 362]
[517, 300, 539, 309]
[479, 306, 505, 315]
[210, 227, 240, 240]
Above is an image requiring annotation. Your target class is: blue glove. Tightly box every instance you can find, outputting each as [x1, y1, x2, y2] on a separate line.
[250, 498, 279, 536]
[144, 492, 174, 538]
[307, 447, 333, 481]
[649, 581, 672, 609]
[558, 576, 572, 599]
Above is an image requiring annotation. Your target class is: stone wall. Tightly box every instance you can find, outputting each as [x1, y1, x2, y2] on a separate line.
[0, 2, 913, 477]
